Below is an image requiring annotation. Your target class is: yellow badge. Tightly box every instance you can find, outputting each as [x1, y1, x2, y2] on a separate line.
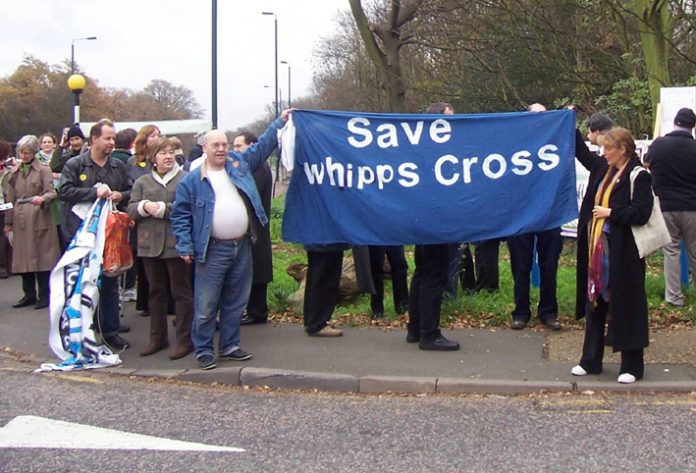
[79, 173, 87, 182]
[139, 161, 146, 167]
[232, 161, 239, 168]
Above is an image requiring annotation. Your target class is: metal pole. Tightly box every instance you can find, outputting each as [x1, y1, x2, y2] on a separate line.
[74, 92, 81, 124]
[273, 16, 279, 118]
[281, 61, 291, 108]
[287, 64, 291, 108]
[211, 0, 218, 129]
[71, 43, 75, 75]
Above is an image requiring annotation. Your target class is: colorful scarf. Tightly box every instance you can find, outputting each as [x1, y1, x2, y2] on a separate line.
[37, 198, 122, 372]
[587, 165, 625, 304]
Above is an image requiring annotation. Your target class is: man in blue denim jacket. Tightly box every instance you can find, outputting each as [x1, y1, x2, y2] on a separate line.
[171, 110, 291, 370]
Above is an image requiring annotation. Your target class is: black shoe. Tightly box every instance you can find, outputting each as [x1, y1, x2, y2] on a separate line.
[371, 311, 384, 320]
[406, 331, 420, 343]
[395, 303, 409, 315]
[198, 354, 217, 370]
[542, 318, 562, 331]
[34, 300, 49, 310]
[219, 348, 252, 361]
[13, 296, 37, 308]
[240, 315, 267, 325]
[510, 318, 527, 330]
[419, 334, 460, 351]
[103, 334, 130, 352]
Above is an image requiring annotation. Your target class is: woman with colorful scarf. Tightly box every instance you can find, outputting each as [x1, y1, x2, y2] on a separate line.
[572, 127, 653, 384]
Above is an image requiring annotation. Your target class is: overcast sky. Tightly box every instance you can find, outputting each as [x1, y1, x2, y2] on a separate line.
[3, 0, 349, 130]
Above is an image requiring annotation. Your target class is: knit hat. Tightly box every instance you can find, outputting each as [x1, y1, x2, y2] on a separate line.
[67, 123, 85, 140]
[674, 108, 696, 129]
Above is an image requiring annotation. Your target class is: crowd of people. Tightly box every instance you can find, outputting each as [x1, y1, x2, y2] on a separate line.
[1, 103, 695, 383]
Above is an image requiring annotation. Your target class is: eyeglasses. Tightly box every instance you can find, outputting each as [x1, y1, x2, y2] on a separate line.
[208, 142, 229, 149]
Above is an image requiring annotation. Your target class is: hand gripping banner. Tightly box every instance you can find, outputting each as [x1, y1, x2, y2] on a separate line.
[282, 109, 578, 245]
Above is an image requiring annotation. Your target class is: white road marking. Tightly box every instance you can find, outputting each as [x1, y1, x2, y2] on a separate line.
[0, 416, 244, 452]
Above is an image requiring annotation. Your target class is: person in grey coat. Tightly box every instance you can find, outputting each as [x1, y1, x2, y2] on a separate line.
[128, 137, 193, 360]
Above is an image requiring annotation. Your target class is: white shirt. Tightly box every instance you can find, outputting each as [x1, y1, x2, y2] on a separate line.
[207, 168, 249, 239]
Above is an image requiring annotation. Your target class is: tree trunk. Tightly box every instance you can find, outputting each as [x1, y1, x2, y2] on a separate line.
[632, 0, 671, 116]
[349, 0, 421, 112]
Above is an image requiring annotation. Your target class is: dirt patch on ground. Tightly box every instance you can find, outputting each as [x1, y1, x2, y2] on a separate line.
[546, 329, 696, 364]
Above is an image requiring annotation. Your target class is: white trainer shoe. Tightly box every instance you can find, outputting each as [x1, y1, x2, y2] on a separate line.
[617, 373, 637, 384]
[571, 365, 588, 376]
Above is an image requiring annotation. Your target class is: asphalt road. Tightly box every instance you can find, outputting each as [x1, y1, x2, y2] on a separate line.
[2, 354, 695, 473]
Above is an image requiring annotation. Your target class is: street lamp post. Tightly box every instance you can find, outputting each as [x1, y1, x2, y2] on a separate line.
[70, 36, 97, 74]
[262, 12, 279, 118]
[212, 0, 218, 129]
[280, 60, 291, 108]
[67, 74, 86, 124]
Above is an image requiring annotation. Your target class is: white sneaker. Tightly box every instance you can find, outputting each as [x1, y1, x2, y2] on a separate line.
[571, 365, 588, 376]
[122, 288, 137, 302]
[617, 373, 637, 384]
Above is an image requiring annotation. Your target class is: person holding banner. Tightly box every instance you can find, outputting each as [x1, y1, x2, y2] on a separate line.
[58, 119, 132, 352]
[407, 102, 460, 351]
[572, 127, 652, 384]
[171, 110, 291, 370]
[507, 104, 562, 331]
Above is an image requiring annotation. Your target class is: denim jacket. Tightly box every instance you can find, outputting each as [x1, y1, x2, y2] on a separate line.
[171, 117, 284, 263]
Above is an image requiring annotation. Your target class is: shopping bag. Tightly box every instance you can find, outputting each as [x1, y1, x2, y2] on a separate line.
[102, 203, 133, 277]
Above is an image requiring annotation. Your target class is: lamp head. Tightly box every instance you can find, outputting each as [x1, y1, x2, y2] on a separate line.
[67, 74, 86, 92]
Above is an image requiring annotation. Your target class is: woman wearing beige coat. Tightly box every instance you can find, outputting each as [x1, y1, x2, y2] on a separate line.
[3, 135, 60, 309]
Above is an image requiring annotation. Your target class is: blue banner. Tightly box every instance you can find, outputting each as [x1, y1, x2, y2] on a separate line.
[283, 109, 577, 245]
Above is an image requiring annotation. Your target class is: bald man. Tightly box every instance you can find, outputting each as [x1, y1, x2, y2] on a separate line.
[171, 110, 292, 370]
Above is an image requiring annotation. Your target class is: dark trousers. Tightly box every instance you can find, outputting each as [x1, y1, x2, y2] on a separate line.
[303, 250, 343, 334]
[408, 244, 449, 340]
[507, 228, 562, 322]
[580, 297, 645, 378]
[474, 239, 500, 292]
[368, 245, 409, 314]
[98, 275, 121, 337]
[20, 271, 49, 301]
[135, 256, 149, 311]
[247, 282, 269, 320]
[142, 257, 193, 348]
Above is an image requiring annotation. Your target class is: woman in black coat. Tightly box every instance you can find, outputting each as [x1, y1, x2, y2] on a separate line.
[572, 127, 653, 384]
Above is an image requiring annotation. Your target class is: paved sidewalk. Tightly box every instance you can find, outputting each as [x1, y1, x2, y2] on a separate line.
[1, 275, 695, 394]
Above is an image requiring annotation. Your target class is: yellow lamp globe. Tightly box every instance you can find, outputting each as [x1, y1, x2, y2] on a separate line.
[67, 74, 86, 92]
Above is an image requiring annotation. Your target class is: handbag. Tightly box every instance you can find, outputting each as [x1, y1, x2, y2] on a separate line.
[102, 201, 133, 277]
[629, 166, 671, 258]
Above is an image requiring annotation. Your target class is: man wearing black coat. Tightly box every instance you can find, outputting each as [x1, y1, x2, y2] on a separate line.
[234, 131, 274, 325]
[573, 113, 614, 317]
[644, 107, 696, 306]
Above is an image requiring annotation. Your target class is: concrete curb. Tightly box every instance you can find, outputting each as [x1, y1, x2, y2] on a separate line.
[240, 367, 359, 393]
[27, 364, 696, 395]
[437, 378, 573, 394]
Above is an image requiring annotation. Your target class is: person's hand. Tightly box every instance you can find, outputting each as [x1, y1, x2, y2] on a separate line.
[143, 201, 160, 216]
[280, 108, 295, 121]
[96, 185, 110, 199]
[30, 196, 45, 206]
[52, 172, 61, 180]
[3, 224, 11, 235]
[60, 128, 69, 147]
[592, 205, 611, 219]
[181, 255, 193, 264]
[110, 191, 123, 203]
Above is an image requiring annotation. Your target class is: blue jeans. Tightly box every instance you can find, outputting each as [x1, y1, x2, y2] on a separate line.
[192, 238, 252, 359]
[98, 275, 121, 337]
